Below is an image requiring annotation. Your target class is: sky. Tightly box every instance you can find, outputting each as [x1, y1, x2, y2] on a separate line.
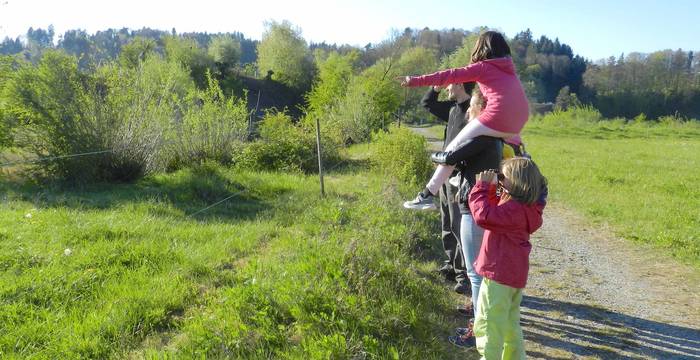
[0, 0, 698, 61]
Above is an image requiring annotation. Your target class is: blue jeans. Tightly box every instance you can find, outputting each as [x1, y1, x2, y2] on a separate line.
[461, 213, 485, 314]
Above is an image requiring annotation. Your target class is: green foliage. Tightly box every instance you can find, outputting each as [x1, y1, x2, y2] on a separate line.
[2, 50, 196, 181]
[208, 35, 241, 70]
[332, 72, 400, 144]
[257, 20, 316, 92]
[3, 50, 111, 180]
[440, 33, 480, 69]
[306, 50, 404, 144]
[554, 86, 583, 111]
[165, 72, 249, 169]
[163, 35, 214, 88]
[98, 56, 195, 180]
[372, 125, 431, 185]
[306, 51, 358, 117]
[395, 47, 439, 123]
[119, 37, 157, 68]
[583, 50, 700, 119]
[0, 55, 17, 148]
[236, 111, 334, 173]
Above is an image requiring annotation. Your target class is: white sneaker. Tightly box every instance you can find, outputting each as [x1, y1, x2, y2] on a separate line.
[403, 192, 437, 210]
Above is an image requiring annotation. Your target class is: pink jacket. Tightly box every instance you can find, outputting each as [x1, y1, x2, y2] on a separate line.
[406, 58, 529, 134]
[468, 181, 546, 289]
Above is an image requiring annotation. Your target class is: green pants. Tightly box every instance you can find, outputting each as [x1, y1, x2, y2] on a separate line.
[473, 278, 526, 360]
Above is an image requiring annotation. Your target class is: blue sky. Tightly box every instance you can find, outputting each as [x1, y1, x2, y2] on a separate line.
[0, 0, 698, 61]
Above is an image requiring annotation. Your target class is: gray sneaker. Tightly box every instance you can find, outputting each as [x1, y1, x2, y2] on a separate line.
[403, 192, 436, 210]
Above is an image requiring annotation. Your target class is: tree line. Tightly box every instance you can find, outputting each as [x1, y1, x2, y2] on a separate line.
[1, 23, 698, 141]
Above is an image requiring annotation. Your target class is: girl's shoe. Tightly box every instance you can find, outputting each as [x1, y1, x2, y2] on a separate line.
[448, 333, 475, 348]
[431, 151, 451, 164]
[403, 192, 436, 210]
[455, 318, 475, 336]
[450, 319, 475, 348]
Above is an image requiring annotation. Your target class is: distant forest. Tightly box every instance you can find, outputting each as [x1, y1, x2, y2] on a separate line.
[1, 25, 699, 119]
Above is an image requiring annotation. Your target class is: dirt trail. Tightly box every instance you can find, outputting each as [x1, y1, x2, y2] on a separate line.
[412, 126, 700, 359]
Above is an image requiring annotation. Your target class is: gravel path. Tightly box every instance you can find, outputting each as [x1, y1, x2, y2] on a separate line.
[525, 204, 700, 359]
[411, 126, 700, 359]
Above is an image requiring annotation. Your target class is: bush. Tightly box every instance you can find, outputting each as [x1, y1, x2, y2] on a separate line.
[236, 111, 337, 173]
[100, 56, 195, 181]
[164, 72, 249, 169]
[0, 55, 16, 148]
[372, 125, 431, 185]
[3, 51, 194, 182]
[3, 51, 112, 180]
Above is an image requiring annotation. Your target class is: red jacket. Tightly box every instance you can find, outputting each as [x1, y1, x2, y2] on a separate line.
[468, 181, 546, 289]
[405, 57, 529, 134]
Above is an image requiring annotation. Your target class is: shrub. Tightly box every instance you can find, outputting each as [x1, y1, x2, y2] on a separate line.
[4, 51, 112, 180]
[97, 56, 194, 181]
[0, 55, 16, 148]
[164, 72, 249, 169]
[236, 111, 336, 173]
[4, 51, 194, 182]
[372, 125, 431, 185]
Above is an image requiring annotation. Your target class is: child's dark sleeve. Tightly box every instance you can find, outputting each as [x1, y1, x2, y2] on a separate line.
[445, 136, 495, 165]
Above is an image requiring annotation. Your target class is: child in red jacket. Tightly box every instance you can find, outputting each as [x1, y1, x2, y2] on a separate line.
[453, 157, 547, 358]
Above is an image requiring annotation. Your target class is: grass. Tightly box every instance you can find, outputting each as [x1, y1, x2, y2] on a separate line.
[522, 110, 700, 266]
[0, 149, 477, 358]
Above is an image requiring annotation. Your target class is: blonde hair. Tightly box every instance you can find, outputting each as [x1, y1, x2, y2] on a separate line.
[468, 86, 486, 121]
[501, 157, 546, 205]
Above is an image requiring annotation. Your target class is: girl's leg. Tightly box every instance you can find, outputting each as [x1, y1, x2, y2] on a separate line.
[445, 118, 516, 152]
[474, 279, 517, 359]
[426, 119, 516, 195]
[502, 289, 526, 360]
[426, 165, 455, 196]
[460, 213, 485, 315]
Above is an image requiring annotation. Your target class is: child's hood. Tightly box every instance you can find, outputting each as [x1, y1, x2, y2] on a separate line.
[482, 57, 516, 75]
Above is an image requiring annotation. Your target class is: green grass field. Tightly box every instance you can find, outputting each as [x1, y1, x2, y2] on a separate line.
[523, 116, 700, 265]
[0, 152, 475, 358]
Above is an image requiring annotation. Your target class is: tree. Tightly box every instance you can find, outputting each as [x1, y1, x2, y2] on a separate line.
[306, 51, 358, 116]
[0, 37, 23, 55]
[163, 35, 214, 88]
[119, 37, 157, 68]
[208, 35, 241, 76]
[554, 86, 581, 110]
[58, 29, 93, 68]
[256, 20, 315, 92]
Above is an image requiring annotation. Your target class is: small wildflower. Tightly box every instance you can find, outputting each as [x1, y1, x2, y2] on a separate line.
[64, 248, 72, 256]
[24, 213, 32, 219]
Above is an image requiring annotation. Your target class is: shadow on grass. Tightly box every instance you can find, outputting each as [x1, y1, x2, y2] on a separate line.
[0, 165, 293, 222]
[324, 158, 372, 175]
[521, 296, 700, 359]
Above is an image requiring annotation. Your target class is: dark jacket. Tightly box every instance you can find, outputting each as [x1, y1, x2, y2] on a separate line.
[454, 137, 503, 214]
[420, 88, 468, 149]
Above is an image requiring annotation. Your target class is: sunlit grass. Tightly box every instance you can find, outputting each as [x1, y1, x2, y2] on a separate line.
[0, 151, 475, 359]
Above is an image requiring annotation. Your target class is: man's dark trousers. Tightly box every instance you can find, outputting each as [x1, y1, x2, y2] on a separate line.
[439, 182, 467, 282]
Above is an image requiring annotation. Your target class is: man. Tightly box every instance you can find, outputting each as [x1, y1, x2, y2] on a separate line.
[419, 83, 474, 294]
